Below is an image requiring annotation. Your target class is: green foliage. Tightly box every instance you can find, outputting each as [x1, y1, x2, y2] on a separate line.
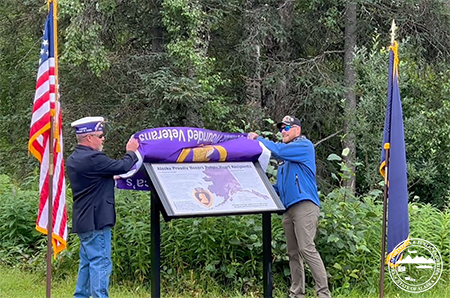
[112, 191, 151, 284]
[319, 190, 382, 294]
[4, 0, 450, 206]
[4, 0, 450, 291]
[0, 1, 44, 179]
[2, 171, 450, 296]
[162, 0, 207, 72]
[58, 0, 111, 76]
[408, 203, 450, 278]
[327, 148, 358, 186]
[0, 175, 45, 266]
[354, 36, 450, 206]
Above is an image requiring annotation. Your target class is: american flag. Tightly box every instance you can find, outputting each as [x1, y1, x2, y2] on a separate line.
[28, 1, 67, 258]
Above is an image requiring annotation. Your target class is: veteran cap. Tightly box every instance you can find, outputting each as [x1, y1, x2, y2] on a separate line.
[71, 116, 105, 134]
[276, 115, 301, 129]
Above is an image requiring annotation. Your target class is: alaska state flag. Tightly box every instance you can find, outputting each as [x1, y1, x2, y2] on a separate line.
[380, 41, 410, 267]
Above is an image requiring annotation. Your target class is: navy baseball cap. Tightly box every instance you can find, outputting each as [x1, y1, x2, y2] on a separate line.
[276, 115, 301, 129]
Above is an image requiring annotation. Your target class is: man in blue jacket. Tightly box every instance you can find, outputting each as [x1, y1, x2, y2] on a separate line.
[66, 117, 140, 298]
[248, 115, 331, 298]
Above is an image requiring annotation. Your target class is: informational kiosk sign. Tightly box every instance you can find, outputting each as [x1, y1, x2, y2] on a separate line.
[145, 161, 284, 218]
[145, 161, 284, 298]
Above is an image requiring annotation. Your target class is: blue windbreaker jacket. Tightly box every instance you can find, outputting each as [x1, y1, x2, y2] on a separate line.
[257, 136, 320, 209]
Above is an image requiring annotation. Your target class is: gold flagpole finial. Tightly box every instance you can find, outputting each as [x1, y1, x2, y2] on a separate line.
[390, 19, 397, 45]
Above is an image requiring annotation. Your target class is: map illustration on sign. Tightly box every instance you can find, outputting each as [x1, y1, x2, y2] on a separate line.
[150, 162, 281, 216]
[203, 166, 269, 208]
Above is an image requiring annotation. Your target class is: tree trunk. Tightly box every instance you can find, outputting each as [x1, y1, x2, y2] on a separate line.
[243, 0, 262, 110]
[245, 44, 262, 108]
[343, 2, 357, 193]
[150, 0, 164, 53]
[272, 0, 294, 118]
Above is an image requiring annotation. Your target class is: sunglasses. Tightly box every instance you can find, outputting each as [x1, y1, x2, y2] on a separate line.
[279, 125, 293, 133]
[89, 133, 105, 139]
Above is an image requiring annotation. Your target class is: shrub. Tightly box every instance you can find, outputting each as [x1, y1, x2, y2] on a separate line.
[1, 173, 449, 296]
[0, 175, 46, 266]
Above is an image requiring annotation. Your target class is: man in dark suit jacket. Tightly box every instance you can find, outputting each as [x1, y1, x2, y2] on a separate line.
[66, 117, 139, 298]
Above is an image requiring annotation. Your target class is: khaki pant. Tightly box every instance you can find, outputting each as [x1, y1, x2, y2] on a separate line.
[282, 200, 331, 298]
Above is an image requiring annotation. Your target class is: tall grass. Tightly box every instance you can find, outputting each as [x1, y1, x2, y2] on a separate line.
[1, 265, 449, 298]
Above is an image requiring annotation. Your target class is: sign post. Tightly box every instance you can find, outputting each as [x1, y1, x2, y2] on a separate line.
[150, 188, 161, 298]
[262, 212, 273, 298]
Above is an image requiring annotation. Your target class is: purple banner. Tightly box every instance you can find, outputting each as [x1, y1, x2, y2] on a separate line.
[116, 127, 268, 191]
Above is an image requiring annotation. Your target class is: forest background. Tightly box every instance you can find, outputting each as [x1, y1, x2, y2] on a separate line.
[1, 0, 450, 297]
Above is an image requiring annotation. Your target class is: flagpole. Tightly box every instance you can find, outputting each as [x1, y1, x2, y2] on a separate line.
[46, 1, 58, 297]
[390, 20, 396, 45]
[379, 144, 390, 298]
[379, 19, 397, 298]
[47, 96, 54, 298]
[47, 99, 54, 298]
